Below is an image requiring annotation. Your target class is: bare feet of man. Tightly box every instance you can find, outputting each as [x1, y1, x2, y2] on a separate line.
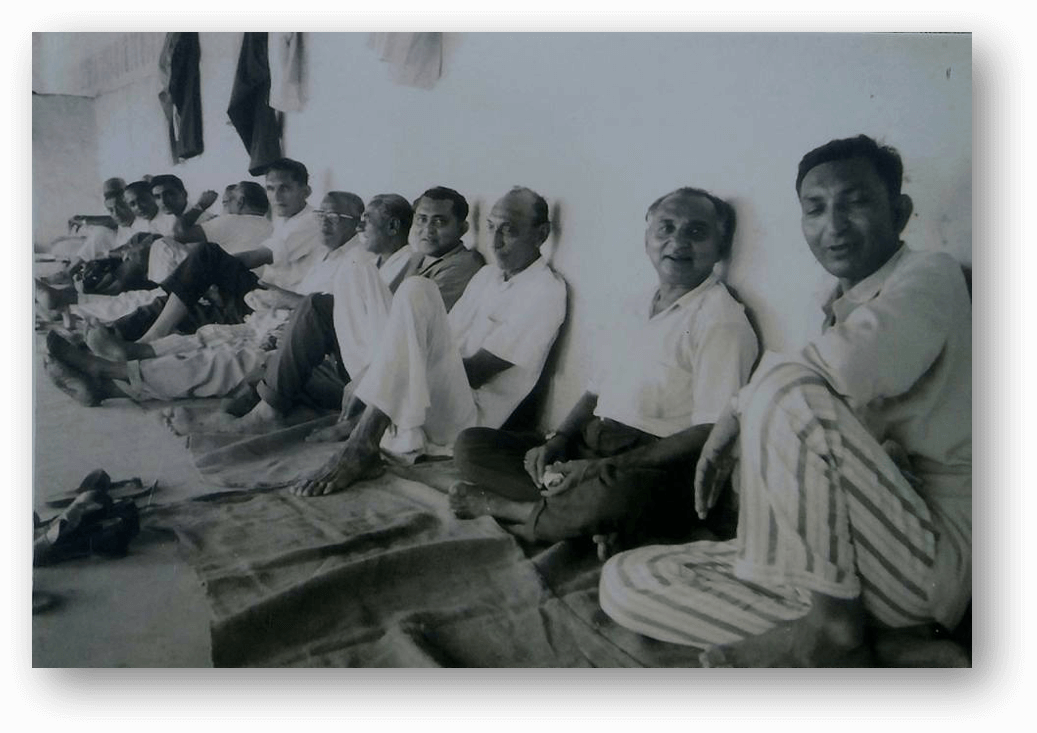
[447, 482, 532, 524]
[699, 593, 868, 667]
[289, 442, 385, 497]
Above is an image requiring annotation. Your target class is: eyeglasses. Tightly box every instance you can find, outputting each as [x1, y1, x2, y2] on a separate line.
[314, 210, 357, 223]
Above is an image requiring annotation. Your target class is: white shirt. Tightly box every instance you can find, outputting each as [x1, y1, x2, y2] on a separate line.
[150, 212, 177, 238]
[377, 244, 414, 288]
[447, 256, 567, 429]
[257, 203, 324, 292]
[330, 246, 394, 381]
[593, 274, 758, 437]
[744, 246, 971, 626]
[199, 213, 274, 255]
[294, 238, 358, 296]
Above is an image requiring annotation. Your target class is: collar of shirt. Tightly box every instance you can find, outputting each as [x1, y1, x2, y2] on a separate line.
[377, 244, 411, 269]
[822, 243, 908, 325]
[273, 203, 314, 234]
[419, 242, 466, 272]
[488, 254, 549, 288]
[650, 272, 719, 319]
[320, 236, 360, 265]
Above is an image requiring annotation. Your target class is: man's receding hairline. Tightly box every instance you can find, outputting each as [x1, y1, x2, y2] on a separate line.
[653, 190, 719, 219]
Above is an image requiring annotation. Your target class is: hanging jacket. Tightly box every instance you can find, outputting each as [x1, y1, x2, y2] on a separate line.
[227, 32, 282, 175]
[158, 32, 204, 162]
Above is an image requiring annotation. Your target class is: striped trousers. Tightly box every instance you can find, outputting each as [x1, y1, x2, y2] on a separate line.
[599, 363, 939, 648]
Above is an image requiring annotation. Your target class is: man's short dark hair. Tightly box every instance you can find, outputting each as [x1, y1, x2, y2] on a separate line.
[370, 194, 414, 235]
[507, 186, 550, 227]
[150, 174, 186, 193]
[646, 187, 737, 258]
[796, 134, 904, 201]
[236, 181, 269, 214]
[265, 158, 309, 186]
[324, 191, 365, 216]
[414, 186, 468, 224]
[125, 180, 155, 199]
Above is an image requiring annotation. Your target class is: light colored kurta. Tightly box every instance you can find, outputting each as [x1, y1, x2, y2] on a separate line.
[592, 274, 758, 437]
[355, 256, 567, 458]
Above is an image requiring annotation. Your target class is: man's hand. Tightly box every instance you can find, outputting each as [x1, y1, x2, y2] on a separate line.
[523, 434, 569, 487]
[196, 190, 219, 210]
[693, 402, 741, 520]
[539, 458, 607, 497]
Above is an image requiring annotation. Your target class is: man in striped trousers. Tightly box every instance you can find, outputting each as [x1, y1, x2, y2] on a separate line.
[599, 135, 971, 667]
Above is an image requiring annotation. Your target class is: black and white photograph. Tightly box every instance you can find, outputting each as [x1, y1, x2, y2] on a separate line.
[21, 19, 1006, 708]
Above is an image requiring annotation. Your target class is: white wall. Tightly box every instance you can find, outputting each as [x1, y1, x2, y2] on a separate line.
[33, 32, 972, 427]
[32, 94, 102, 245]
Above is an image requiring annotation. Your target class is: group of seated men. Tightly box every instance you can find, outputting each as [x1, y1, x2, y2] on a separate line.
[37, 134, 971, 667]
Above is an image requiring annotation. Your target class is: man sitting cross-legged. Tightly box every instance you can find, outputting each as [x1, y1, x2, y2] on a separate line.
[599, 135, 972, 667]
[213, 187, 489, 434]
[448, 187, 758, 549]
[289, 186, 568, 497]
[43, 191, 365, 408]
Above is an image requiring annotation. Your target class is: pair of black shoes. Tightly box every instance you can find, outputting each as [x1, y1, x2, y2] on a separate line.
[33, 470, 145, 566]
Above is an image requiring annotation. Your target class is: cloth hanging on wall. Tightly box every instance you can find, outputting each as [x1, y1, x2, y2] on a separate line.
[367, 32, 443, 90]
[268, 32, 306, 112]
[158, 32, 204, 163]
[227, 33, 283, 176]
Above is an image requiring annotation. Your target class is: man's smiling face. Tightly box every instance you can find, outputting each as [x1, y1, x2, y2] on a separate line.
[644, 193, 723, 290]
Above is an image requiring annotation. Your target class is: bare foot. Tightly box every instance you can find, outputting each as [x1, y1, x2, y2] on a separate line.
[85, 324, 132, 361]
[43, 355, 100, 406]
[206, 400, 285, 434]
[873, 627, 970, 667]
[46, 331, 102, 377]
[35, 278, 77, 311]
[447, 482, 533, 523]
[305, 417, 358, 443]
[699, 593, 867, 668]
[289, 443, 384, 497]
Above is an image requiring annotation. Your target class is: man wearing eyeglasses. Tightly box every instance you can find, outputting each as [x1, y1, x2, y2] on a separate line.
[288, 186, 567, 497]
[207, 187, 486, 434]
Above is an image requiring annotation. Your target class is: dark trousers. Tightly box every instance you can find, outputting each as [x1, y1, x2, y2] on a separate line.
[113, 241, 258, 341]
[256, 293, 349, 412]
[454, 418, 696, 543]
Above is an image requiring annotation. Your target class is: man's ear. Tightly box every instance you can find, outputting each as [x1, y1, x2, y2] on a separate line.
[536, 221, 551, 245]
[303, 184, 312, 200]
[387, 218, 401, 236]
[459, 220, 470, 237]
[893, 193, 913, 234]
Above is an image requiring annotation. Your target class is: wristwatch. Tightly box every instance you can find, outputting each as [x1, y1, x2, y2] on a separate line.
[544, 430, 568, 443]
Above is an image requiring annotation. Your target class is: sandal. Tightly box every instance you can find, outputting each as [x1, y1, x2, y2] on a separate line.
[34, 491, 141, 566]
[44, 469, 157, 509]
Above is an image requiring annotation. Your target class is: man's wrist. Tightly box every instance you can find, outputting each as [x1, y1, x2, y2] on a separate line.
[544, 430, 573, 446]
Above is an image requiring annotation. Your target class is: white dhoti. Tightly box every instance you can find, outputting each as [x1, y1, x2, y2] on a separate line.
[119, 323, 266, 403]
[353, 277, 478, 455]
[600, 363, 965, 648]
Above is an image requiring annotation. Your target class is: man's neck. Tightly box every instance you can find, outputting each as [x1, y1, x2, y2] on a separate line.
[502, 255, 541, 281]
[371, 239, 407, 261]
[423, 240, 462, 261]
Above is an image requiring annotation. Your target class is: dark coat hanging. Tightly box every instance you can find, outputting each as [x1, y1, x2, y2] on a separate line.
[227, 32, 283, 176]
[158, 32, 204, 162]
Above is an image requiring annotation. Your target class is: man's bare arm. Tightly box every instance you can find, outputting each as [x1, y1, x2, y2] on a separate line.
[173, 190, 219, 243]
[608, 423, 713, 471]
[463, 349, 513, 389]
